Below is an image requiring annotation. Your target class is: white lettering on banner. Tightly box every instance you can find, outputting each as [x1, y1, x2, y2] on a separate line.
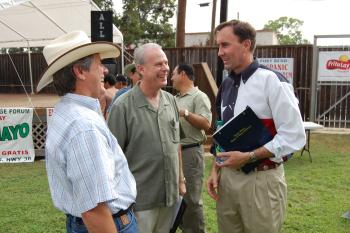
[99, 22, 105, 29]
[99, 13, 105, 38]
[0, 108, 35, 163]
[326, 60, 350, 70]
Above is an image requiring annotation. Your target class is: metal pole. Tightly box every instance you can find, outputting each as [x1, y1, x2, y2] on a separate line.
[310, 36, 318, 121]
[27, 43, 34, 94]
[121, 41, 124, 74]
[215, 0, 228, 86]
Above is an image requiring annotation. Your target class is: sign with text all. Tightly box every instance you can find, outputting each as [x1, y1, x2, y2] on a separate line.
[258, 58, 294, 84]
[91, 11, 113, 42]
[0, 108, 35, 163]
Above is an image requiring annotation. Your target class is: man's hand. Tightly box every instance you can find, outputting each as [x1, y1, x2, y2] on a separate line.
[207, 164, 220, 201]
[216, 151, 250, 169]
[179, 109, 185, 117]
[81, 203, 118, 233]
[179, 180, 186, 196]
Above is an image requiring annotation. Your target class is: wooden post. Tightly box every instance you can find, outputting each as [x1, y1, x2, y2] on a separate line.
[176, 0, 186, 48]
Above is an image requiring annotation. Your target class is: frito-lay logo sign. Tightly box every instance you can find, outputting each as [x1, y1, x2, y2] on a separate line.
[326, 55, 350, 71]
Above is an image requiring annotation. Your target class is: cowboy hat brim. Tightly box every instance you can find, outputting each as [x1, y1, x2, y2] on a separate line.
[36, 42, 120, 92]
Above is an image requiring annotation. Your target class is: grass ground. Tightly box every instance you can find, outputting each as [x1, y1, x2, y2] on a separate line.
[0, 133, 349, 233]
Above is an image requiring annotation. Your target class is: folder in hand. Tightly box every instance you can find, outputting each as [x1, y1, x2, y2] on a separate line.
[169, 198, 187, 233]
[213, 106, 273, 173]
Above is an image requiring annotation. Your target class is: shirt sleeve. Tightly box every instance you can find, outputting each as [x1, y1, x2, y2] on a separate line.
[263, 78, 306, 158]
[66, 128, 119, 214]
[107, 100, 128, 150]
[194, 92, 212, 124]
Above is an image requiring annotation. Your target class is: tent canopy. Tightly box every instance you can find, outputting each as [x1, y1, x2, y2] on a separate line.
[0, 0, 123, 48]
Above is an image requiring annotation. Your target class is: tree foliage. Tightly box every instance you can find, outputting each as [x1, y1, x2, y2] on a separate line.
[263, 17, 309, 45]
[114, 0, 176, 48]
[93, 0, 114, 11]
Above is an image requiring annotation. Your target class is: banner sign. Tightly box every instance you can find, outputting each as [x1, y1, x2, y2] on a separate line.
[258, 58, 294, 84]
[318, 51, 350, 81]
[0, 108, 35, 163]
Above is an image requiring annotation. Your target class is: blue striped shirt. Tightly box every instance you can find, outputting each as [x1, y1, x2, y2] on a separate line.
[45, 93, 136, 217]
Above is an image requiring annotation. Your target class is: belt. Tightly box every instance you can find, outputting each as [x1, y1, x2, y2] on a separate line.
[67, 203, 134, 225]
[113, 203, 134, 218]
[181, 142, 201, 150]
[237, 159, 282, 173]
[255, 161, 281, 171]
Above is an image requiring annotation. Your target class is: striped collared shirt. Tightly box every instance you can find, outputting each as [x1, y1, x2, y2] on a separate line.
[46, 93, 136, 217]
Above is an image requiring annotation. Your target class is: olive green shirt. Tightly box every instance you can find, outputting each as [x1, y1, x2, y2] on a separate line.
[107, 84, 180, 211]
[176, 87, 212, 145]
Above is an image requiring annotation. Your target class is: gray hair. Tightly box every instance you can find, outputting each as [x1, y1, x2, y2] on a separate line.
[134, 43, 162, 65]
[53, 55, 94, 96]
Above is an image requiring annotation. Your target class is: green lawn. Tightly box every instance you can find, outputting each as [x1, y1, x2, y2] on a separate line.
[0, 133, 349, 233]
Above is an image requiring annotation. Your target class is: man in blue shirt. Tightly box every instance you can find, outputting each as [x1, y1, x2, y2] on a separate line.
[36, 31, 137, 233]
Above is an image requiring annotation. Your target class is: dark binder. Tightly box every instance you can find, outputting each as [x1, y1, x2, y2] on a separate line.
[213, 106, 273, 173]
[169, 199, 187, 233]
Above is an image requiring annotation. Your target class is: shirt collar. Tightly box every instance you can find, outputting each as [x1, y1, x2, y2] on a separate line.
[133, 84, 169, 108]
[229, 59, 259, 84]
[176, 86, 198, 97]
[63, 93, 101, 113]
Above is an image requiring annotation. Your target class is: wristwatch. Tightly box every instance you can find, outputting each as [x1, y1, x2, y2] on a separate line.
[184, 109, 189, 119]
[248, 151, 257, 163]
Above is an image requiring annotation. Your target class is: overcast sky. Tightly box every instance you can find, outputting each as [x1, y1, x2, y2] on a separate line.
[113, 0, 350, 45]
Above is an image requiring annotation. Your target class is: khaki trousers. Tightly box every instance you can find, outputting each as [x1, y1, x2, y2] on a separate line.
[135, 205, 176, 233]
[181, 146, 205, 233]
[217, 165, 287, 233]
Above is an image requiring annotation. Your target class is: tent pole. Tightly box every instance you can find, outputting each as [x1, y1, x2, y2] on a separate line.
[121, 41, 124, 74]
[27, 43, 34, 94]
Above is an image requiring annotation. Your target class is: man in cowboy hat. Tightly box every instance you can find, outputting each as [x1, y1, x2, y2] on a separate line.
[37, 31, 137, 233]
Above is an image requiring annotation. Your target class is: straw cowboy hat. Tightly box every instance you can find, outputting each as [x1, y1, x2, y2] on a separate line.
[36, 30, 120, 92]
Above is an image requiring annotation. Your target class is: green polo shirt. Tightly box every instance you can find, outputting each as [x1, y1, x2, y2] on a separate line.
[107, 84, 180, 211]
[176, 87, 212, 145]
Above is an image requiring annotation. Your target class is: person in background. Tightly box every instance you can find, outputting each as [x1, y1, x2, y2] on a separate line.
[36, 30, 137, 233]
[104, 73, 118, 101]
[207, 20, 306, 233]
[172, 63, 212, 233]
[124, 63, 142, 86]
[108, 43, 186, 233]
[100, 73, 118, 118]
[98, 82, 108, 116]
[114, 74, 129, 95]
[106, 65, 142, 118]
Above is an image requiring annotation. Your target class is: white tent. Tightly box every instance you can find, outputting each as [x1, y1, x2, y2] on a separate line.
[0, 0, 124, 93]
[0, 0, 123, 47]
